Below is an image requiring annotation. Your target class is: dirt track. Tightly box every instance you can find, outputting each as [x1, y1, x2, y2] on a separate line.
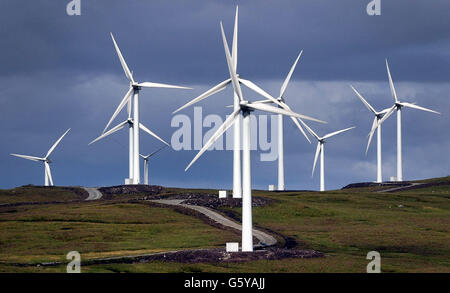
[83, 187, 103, 200]
[152, 199, 277, 248]
[376, 182, 424, 193]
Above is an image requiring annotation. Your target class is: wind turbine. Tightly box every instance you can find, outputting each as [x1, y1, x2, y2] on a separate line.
[301, 121, 354, 191]
[250, 52, 311, 191]
[350, 85, 391, 183]
[184, 22, 326, 252]
[275, 52, 312, 191]
[174, 6, 309, 195]
[105, 32, 191, 184]
[140, 145, 168, 185]
[370, 59, 440, 182]
[11, 128, 71, 186]
[173, 6, 242, 198]
[89, 104, 170, 181]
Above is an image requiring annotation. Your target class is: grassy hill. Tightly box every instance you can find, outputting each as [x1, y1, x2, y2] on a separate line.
[0, 176, 448, 273]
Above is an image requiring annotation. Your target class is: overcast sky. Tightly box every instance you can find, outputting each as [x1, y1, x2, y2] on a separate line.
[0, 0, 448, 190]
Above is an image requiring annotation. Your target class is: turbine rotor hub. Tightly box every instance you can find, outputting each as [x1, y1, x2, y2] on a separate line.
[239, 101, 253, 113]
[132, 83, 141, 91]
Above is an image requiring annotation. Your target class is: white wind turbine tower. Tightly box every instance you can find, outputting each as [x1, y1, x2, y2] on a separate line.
[301, 121, 354, 191]
[11, 129, 71, 186]
[350, 85, 391, 183]
[251, 51, 312, 190]
[105, 33, 191, 184]
[276, 52, 312, 191]
[184, 23, 326, 252]
[140, 145, 168, 185]
[370, 59, 440, 182]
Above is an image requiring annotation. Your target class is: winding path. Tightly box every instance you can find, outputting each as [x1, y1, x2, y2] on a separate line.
[151, 199, 277, 248]
[376, 182, 424, 193]
[83, 187, 103, 200]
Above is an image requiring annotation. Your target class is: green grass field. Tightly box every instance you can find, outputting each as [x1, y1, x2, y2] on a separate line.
[0, 176, 448, 273]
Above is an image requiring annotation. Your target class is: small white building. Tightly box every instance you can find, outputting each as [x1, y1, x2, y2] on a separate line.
[219, 190, 228, 198]
[226, 242, 239, 252]
[268, 185, 276, 191]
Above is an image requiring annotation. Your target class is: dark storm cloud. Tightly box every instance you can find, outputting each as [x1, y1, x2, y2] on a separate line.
[1, 0, 450, 81]
[0, 0, 448, 190]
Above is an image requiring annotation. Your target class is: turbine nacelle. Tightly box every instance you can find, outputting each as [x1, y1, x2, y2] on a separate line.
[131, 83, 142, 90]
[377, 107, 392, 117]
[239, 100, 253, 112]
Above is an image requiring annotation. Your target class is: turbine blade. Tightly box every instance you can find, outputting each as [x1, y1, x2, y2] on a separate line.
[251, 99, 274, 104]
[299, 119, 320, 141]
[386, 59, 398, 102]
[350, 85, 377, 114]
[400, 102, 440, 114]
[45, 162, 54, 186]
[148, 145, 169, 158]
[366, 116, 378, 155]
[103, 87, 133, 133]
[280, 51, 303, 98]
[10, 154, 44, 162]
[46, 128, 71, 159]
[89, 121, 128, 145]
[312, 142, 321, 176]
[279, 100, 311, 143]
[110, 33, 134, 83]
[238, 78, 285, 108]
[186, 108, 240, 171]
[220, 22, 244, 101]
[232, 6, 238, 71]
[173, 79, 231, 114]
[139, 123, 170, 146]
[371, 105, 396, 136]
[291, 117, 311, 143]
[127, 96, 132, 119]
[322, 126, 355, 140]
[137, 82, 192, 90]
[246, 102, 326, 124]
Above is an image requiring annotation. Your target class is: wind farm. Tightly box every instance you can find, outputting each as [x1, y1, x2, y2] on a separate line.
[1, 1, 448, 276]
